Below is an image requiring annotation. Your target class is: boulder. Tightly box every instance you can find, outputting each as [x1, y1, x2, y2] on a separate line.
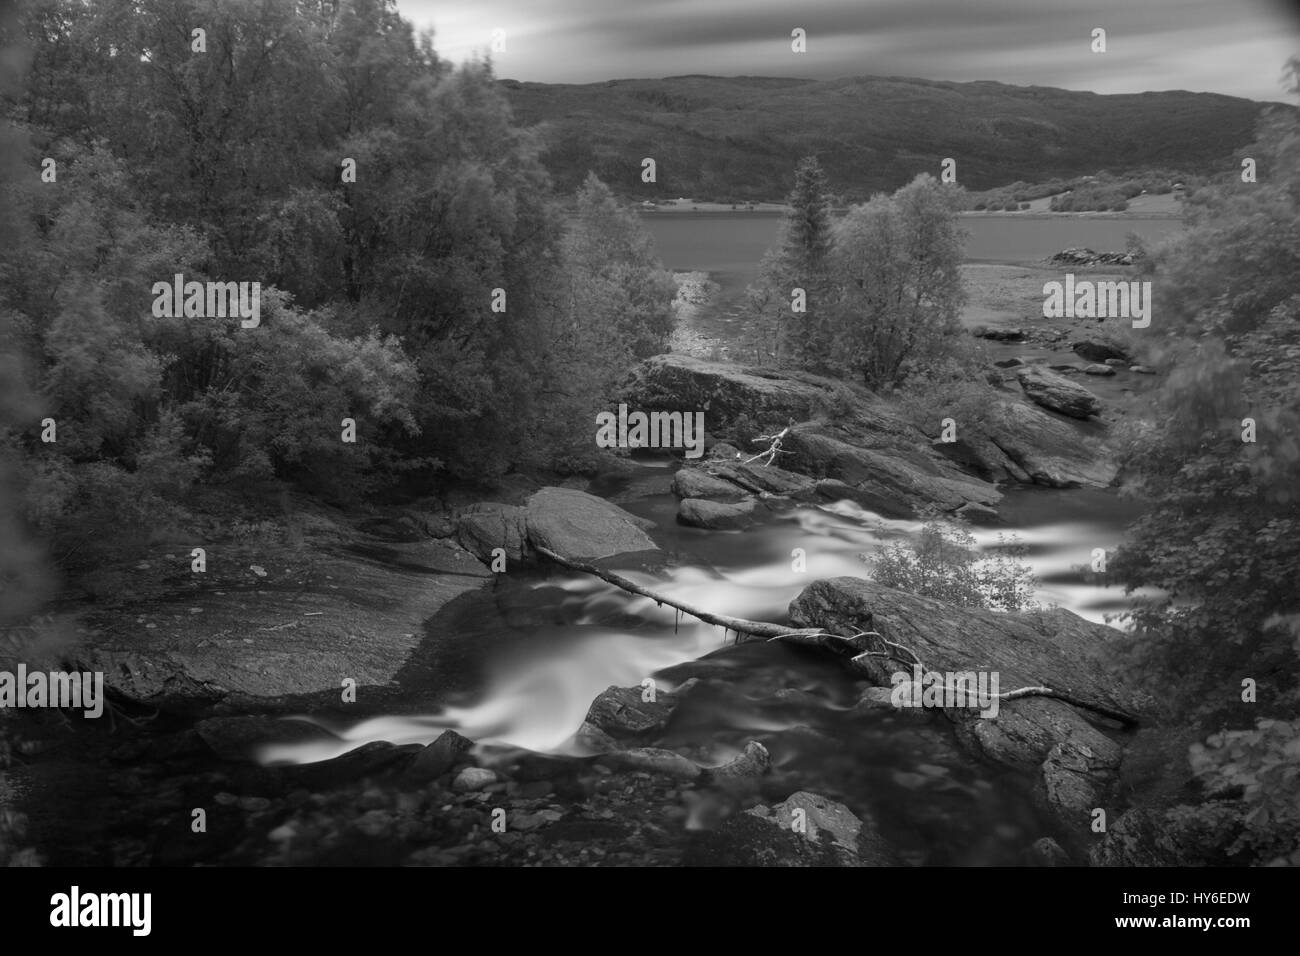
[1072, 339, 1130, 363]
[706, 460, 818, 498]
[783, 424, 1001, 515]
[456, 503, 528, 563]
[1017, 366, 1102, 419]
[978, 400, 1117, 488]
[405, 730, 475, 783]
[789, 578, 1143, 827]
[524, 487, 658, 561]
[671, 467, 750, 501]
[625, 353, 841, 434]
[625, 354, 1003, 515]
[1083, 364, 1116, 376]
[683, 790, 898, 866]
[678, 497, 759, 530]
[583, 680, 696, 739]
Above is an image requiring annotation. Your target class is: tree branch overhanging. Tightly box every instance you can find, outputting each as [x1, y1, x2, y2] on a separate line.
[533, 545, 1139, 728]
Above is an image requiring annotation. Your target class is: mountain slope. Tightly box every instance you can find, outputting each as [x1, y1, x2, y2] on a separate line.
[499, 74, 1281, 200]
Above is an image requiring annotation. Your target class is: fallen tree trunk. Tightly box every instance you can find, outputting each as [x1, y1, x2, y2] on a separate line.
[532, 545, 826, 644]
[535, 545, 1140, 728]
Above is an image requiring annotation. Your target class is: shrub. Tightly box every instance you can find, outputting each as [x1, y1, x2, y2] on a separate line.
[865, 521, 1038, 611]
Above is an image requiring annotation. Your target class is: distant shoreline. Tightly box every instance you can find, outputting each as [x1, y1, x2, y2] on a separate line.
[635, 202, 1184, 222]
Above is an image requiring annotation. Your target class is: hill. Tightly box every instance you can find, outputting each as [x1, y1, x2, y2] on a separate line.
[498, 74, 1281, 201]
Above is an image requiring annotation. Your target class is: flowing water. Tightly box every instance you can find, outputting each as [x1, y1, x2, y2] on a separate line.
[256, 213, 1163, 862]
[256, 456, 1149, 863]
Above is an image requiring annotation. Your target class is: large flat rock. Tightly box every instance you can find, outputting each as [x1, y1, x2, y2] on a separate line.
[788, 577, 1142, 829]
[73, 538, 492, 712]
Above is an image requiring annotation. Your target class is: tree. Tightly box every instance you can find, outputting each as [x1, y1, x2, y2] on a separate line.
[562, 174, 676, 361]
[746, 156, 835, 368]
[830, 174, 966, 389]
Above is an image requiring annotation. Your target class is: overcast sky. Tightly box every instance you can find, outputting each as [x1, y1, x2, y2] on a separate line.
[395, 0, 1300, 101]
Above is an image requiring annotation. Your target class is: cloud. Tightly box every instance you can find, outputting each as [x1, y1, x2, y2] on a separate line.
[398, 0, 1300, 100]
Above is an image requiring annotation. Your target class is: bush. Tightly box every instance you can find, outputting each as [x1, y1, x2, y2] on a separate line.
[865, 521, 1039, 611]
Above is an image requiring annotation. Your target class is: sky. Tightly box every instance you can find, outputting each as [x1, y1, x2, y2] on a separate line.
[395, 0, 1300, 101]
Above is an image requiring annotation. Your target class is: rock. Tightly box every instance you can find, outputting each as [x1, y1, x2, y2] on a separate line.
[670, 467, 749, 501]
[524, 487, 658, 561]
[752, 791, 898, 864]
[955, 501, 1000, 522]
[77, 537, 493, 712]
[597, 748, 702, 780]
[572, 720, 622, 754]
[583, 681, 695, 738]
[451, 767, 497, 792]
[1025, 837, 1072, 866]
[1072, 339, 1130, 363]
[993, 358, 1025, 368]
[789, 578, 1144, 827]
[1083, 364, 1116, 376]
[704, 741, 771, 794]
[785, 424, 1000, 516]
[282, 741, 424, 790]
[456, 503, 529, 563]
[625, 354, 1002, 515]
[708, 442, 740, 460]
[405, 730, 475, 783]
[976, 401, 1117, 488]
[1050, 248, 1134, 267]
[1103, 358, 1127, 367]
[1016, 366, 1102, 419]
[1049, 364, 1081, 373]
[625, 353, 844, 435]
[1089, 803, 1246, 866]
[195, 716, 336, 761]
[1130, 365, 1157, 375]
[416, 513, 457, 538]
[512, 809, 563, 832]
[706, 460, 818, 498]
[684, 790, 898, 866]
[677, 497, 759, 530]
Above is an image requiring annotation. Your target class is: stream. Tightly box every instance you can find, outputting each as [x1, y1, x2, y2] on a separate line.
[250, 456, 1148, 865]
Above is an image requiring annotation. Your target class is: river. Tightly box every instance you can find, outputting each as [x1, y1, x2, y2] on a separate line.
[255, 212, 1164, 864]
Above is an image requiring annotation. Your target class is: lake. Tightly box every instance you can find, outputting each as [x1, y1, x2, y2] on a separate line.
[642, 211, 1183, 278]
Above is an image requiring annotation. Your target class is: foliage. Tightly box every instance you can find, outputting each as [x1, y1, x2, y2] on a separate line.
[1, 0, 676, 551]
[829, 175, 967, 388]
[1184, 718, 1300, 866]
[866, 521, 1038, 612]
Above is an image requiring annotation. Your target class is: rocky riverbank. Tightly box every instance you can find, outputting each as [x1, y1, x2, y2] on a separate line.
[2, 346, 1207, 867]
